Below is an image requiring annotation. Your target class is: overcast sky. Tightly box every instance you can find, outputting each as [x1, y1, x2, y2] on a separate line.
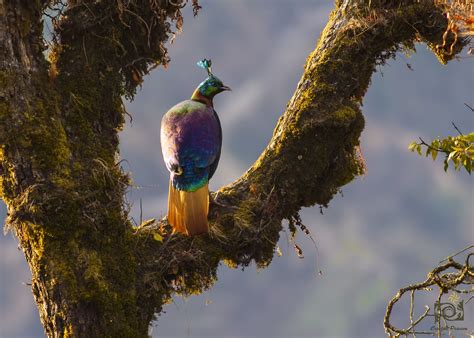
[1, 1, 473, 337]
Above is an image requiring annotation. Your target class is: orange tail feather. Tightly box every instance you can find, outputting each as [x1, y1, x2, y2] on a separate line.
[167, 181, 209, 235]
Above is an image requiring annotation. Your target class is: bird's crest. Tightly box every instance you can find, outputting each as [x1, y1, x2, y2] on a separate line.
[192, 59, 230, 103]
[197, 59, 213, 76]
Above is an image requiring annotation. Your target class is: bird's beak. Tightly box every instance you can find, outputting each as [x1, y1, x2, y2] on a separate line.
[220, 85, 232, 91]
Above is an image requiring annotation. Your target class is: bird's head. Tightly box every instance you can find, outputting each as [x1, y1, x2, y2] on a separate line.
[191, 59, 231, 105]
[196, 75, 231, 98]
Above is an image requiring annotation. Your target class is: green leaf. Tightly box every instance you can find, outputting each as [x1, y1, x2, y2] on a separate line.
[139, 218, 156, 228]
[466, 133, 474, 143]
[408, 131, 474, 173]
[425, 147, 431, 157]
[448, 151, 456, 162]
[408, 142, 417, 152]
[416, 144, 422, 156]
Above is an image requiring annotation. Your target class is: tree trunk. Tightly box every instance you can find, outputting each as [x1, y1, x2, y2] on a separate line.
[0, 0, 464, 336]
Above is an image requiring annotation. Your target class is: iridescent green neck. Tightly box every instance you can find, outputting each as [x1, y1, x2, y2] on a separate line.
[191, 87, 213, 107]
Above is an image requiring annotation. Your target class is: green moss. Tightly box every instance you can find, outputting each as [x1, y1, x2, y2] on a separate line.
[0, 70, 12, 88]
[0, 147, 16, 202]
[17, 221, 46, 263]
[1, 66, 144, 334]
[0, 79, 72, 195]
[28, 108, 71, 173]
[19, 19, 31, 38]
[333, 105, 358, 126]
[234, 198, 261, 228]
[80, 250, 108, 292]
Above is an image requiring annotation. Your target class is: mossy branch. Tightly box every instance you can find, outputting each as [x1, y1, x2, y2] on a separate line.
[1, 0, 189, 336]
[134, 0, 467, 324]
[0, 0, 467, 337]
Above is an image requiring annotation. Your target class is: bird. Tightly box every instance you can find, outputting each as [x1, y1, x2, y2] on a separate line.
[160, 59, 231, 235]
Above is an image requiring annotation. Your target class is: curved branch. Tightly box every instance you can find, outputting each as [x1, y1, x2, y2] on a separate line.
[0, 0, 468, 336]
[134, 0, 467, 321]
[384, 252, 474, 336]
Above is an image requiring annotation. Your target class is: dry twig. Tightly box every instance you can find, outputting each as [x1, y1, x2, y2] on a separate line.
[384, 247, 474, 337]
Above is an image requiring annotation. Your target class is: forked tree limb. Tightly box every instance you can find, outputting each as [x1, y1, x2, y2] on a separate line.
[135, 0, 466, 319]
[0, 0, 466, 337]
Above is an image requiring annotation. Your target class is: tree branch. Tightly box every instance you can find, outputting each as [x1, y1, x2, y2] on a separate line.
[0, 1, 73, 335]
[52, 0, 187, 99]
[134, 0, 467, 322]
[384, 251, 474, 336]
[1, 0, 189, 336]
[0, 0, 468, 336]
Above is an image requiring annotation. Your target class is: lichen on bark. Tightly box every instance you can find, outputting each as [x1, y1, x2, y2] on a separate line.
[0, 0, 466, 337]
